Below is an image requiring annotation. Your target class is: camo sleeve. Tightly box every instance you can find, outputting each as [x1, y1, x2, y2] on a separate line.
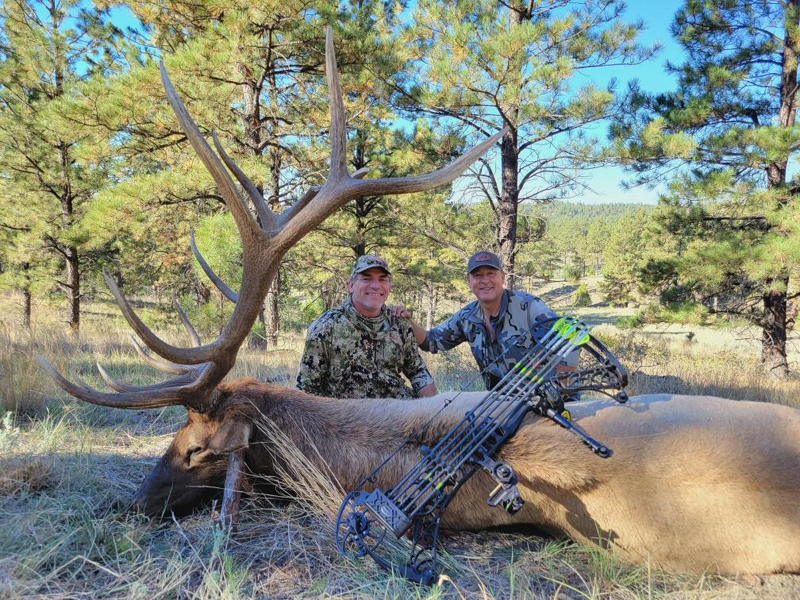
[296, 319, 332, 396]
[419, 307, 469, 354]
[399, 321, 435, 394]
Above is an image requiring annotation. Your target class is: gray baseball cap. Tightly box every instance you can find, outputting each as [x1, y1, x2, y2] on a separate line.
[467, 250, 502, 274]
[350, 254, 391, 277]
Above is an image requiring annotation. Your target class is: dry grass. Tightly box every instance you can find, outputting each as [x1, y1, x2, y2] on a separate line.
[1, 292, 799, 598]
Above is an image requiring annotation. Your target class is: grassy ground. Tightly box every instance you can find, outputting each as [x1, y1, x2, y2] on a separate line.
[2, 292, 799, 598]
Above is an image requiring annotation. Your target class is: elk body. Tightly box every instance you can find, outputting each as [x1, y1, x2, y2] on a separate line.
[132, 380, 800, 576]
[38, 28, 799, 581]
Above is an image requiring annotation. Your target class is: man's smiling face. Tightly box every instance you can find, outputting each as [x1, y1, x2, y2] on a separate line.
[467, 266, 505, 307]
[348, 267, 392, 317]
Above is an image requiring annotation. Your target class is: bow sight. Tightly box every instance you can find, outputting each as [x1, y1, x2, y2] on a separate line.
[335, 316, 628, 585]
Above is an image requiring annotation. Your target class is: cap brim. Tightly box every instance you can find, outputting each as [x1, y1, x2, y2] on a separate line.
[353, 266, 391, 276]
[468, 263, 501, 274]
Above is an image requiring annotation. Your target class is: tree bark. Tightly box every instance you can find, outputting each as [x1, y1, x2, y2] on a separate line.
[426, 284, 437, 330]
[264, 139, 281, 346]
[264, 66, 282, 348]
[265, 272, 280, 347]
[20, 262, 32, 329]
[22, 287, 32, 329]
[762, 284, 789, 378]
[498, 128, 519, 289]
[759, 0, 799, 378]
[238, 62, 271, 347]
[65, 245, 80, 334]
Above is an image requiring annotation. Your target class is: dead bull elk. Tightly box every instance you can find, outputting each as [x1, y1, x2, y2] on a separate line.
[39, 29, 800, 577]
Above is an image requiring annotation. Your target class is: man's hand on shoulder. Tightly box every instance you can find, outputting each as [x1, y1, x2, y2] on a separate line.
[388, 304, 413, 319]
[388, 304, 428, 346]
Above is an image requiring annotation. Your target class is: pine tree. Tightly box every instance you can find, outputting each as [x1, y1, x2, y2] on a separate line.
[600, 208, 650, 306]
[616, 0, 800, 377]
[0, 0, 121, 333]
[391, 0, 653, 287]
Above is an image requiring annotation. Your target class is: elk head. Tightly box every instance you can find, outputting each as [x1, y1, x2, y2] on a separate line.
[38, 28, 507, 523]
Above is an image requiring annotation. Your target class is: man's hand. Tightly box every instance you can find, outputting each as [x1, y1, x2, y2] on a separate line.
[417, 383, 438, 397]
[388, 305, 427, 347]
[388, 304, 414, 319]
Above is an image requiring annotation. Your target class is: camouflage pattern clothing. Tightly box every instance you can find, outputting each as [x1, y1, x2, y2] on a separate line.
[420, 289, 574, 390]
[297, 296, 434, 399]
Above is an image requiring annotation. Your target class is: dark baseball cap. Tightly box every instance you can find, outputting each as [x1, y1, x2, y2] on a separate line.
[467, 250, 502, 274]
[350, 254, 391, 277]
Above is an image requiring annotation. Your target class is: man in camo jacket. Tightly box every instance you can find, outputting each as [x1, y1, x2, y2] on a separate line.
[296, 255, 438, 399]
[394, 251, 575, 390]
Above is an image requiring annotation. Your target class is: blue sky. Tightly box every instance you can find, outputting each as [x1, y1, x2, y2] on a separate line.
[577, 0, 686, 204]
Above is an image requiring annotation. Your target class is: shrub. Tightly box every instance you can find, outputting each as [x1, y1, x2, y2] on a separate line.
[615, 314, 644, 329]
[599, 276, 634, 307]
[572, 283, 591, 307]
[563, 264, 583, 282]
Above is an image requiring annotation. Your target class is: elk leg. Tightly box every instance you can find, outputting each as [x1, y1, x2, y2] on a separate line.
[218, 449, 244, 533]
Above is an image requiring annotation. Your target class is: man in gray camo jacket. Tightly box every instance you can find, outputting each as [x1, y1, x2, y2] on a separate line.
[296, 255, 438, 399]
[394, 251, 576, 390]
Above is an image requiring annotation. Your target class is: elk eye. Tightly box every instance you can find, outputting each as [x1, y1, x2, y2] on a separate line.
[186, 446, 203, 463]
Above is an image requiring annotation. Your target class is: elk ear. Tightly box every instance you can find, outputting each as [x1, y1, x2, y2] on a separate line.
[207, 418, 252, 455]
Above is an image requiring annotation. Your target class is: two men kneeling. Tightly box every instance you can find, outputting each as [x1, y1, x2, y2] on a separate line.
[296, 251, 568, 400]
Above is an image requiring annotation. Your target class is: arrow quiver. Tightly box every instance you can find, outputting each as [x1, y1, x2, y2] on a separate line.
[335, 316, 628, 585]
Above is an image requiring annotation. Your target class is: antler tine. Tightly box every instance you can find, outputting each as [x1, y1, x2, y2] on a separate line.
[38, 355, 195, 409]
[129, 336, 190, 375]
[325, 26, 348, 182]
[159, 63, 262, 243]
[172, 295, 202, 346]
[276, 126, 507, 247]
[70, 367, 93, 390]
[190, 230, 239, 303]
[211, 131, 276, 232]
[102, 269, 214, 365]
[350, 128, 508, 196]
[273, 26, 507, 251]
[96, 362, 197, 393]
[275, 186, 319, 231]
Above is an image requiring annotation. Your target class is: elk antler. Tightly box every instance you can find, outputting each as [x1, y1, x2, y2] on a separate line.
[39, 27, 507, 412]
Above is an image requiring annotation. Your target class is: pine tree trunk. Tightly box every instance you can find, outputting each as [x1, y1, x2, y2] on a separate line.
[762, 284, 789, 379]
[426, 285, 436, 330]
[21, 262, 31, 329]
[759, 1, 799, 377]
[263, 139, 281, 347]
[22, 287, 32, 329]
[65, 245, 80, 334]
[498, 129, 519, 289]
[266, 272, 280, 347]
[236, 63, 272, 348]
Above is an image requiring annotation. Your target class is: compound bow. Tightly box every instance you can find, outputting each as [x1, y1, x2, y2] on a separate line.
[335, 316, 628, 584]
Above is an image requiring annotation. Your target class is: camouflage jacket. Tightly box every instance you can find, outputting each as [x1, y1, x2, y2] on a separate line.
[420, 290, 568, 390]
[296, 296, 434, 399]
